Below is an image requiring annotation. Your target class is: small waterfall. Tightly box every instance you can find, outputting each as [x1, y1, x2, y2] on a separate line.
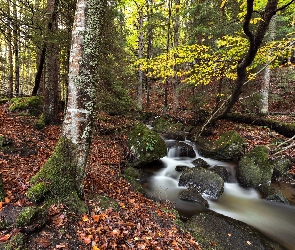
[145, 137, 295, 250]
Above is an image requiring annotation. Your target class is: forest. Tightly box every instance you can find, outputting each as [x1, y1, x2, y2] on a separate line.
[0, 0, 295, 249]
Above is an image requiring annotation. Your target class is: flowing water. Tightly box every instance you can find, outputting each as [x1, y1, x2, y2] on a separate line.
[144, 138, 295, 250]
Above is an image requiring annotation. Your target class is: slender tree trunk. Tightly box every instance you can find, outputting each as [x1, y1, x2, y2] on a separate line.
[137, 5, 144, 110]
[145, 0, 154, 109]
[7, 0, 13, 98]
[44, 0, 60, 124]
[13, 0, 20, 96]
[260, 15, 276, 115]
[214, 0, 280, 120]
[164, 0, 172, 115]
[173, 0, 180, 110]
[32, 48, 46, 96]
[28, 0, 107, 210]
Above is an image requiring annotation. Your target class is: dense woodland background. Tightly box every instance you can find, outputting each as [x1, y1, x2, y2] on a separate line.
[0, 0, 294, 120]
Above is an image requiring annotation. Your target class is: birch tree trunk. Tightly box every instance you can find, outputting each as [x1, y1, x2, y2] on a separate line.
[137, 4, 144, 110]
[28, 0, 107, 211]
[260, 15, 276, 115]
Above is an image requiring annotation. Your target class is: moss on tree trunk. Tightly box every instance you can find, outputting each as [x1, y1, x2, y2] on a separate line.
[27, 137, 86, 213]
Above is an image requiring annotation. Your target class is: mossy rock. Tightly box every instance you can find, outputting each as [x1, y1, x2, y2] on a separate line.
[9, 96, 43, 116]
[15, 206, 47, 227]
[33, 114, 46, 130]
[272, 157, 292, 181]
[152, 117, 183, 135]
[237, 146, 274, 188]
[197, 131, 246, 161]
[3, 232, 25, 250]
[185, 211, 286, 250]
[258, 185, 289, 204]
[127, 123, 167, 167]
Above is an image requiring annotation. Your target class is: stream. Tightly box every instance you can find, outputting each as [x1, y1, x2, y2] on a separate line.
[143, 138, 295, 250]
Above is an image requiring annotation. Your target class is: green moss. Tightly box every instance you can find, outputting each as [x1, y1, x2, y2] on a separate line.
[33, 114, 46, 130]
[0, 97, 9, 104]
[27, 182, 48, 202]
[28, 137, 86, 213]
[0, 173, 5, 201]
[5, 232, 25, 250]
[237, 145, 274, 188]
[16, 207, 40, 226]
[152, 117, 183, 134]
[127, 123, 166, 166]
[9, 96, 43, 116]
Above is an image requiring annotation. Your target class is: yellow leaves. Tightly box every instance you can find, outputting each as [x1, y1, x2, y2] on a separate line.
[82, 214, 89, 222]
[220, 0, 227, 8]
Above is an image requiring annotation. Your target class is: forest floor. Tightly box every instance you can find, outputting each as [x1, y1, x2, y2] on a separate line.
[0, 100, 295, 249]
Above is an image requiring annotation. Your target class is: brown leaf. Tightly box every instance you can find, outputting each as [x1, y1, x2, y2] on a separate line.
[35, 238, 51, 248]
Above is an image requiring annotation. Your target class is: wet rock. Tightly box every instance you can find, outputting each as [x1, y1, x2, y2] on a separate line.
[237, 146, 274, 188]
[127, 123, 167, 167]
[175, 165, 188, 172]
[185, 211, 286, 250]
[258, 185, 290, 204]
[167, 141, 196, 158]
[178, 167, 224, 200]
[179, 186, 209, 208]
[272, 157, 292, 181]
[192, 158, 210, 168]
[211, 166, 230, 182]
[197, 130, 246, 161]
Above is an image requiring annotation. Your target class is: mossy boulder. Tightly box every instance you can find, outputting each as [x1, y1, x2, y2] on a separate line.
[237, 146, 274, 188]
[152, 117, 184, 140]
[197, 131, 246, 161]
[185, 211, 286, 250]
[9, 96, 43, 116]
[127, 123, 167, 167]
[257, 185, 289, 204]
[272, 157, 292, 181]
[167, 141, 196, 158]
[179, 186, 209, 208]
[178, 167, 224, 200]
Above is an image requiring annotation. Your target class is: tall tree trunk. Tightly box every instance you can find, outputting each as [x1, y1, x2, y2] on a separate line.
[28, 0, 107, 211]
[164, 0, 172, 115]
[13, 0, 20, 96]
[32, 48, 46, 96]
[137, 4, 144, 110]
[145, 0, 154, 109]
[44, 0, 60, 124]
[173, 0, 180, 110]
[7, 0, 13, 98]
[214, 0, 280, 120]
[260, 15, 276, 115]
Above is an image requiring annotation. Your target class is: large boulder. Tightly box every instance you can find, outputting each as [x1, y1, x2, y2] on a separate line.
[152, 117, 185, 140]
[178, 167, 224, 200]
[272, 157, 292, 181]
[179, 186, 209, 208]
[197, 131, 246, 161]
[127, 123, 167, 167]
[185, 211, 286, 250]
[167, 141, 196, 158]
[257, 185, 289, 204]
[237, 145, 274, 188]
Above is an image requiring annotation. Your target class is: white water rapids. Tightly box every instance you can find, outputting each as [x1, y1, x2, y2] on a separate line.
[144, 139, 295, 250]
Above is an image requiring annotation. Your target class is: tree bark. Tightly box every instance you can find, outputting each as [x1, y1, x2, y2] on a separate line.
[43, 0, 60, 124]
[28, 0, 107, 211]
[137, 3, 144, 110]
[260, 15, 276, 116]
